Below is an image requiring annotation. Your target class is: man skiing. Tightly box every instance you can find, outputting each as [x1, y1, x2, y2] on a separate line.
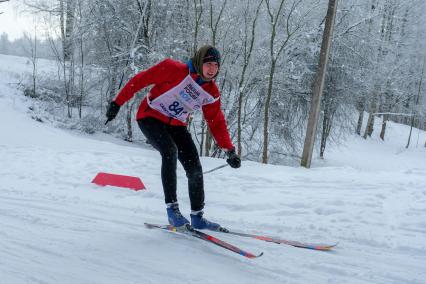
[106, 45, 241, 230]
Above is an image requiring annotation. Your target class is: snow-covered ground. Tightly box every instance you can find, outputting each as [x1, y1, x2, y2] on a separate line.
[1, 54, 426, 284]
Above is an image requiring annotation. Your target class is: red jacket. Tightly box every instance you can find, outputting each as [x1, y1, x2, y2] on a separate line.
[114, 58, 234, 150]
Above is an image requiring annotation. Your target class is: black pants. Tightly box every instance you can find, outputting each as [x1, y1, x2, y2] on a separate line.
[138, 117, 204, 211]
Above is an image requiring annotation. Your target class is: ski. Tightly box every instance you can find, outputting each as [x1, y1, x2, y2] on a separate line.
[215, 227, 337, 251]
[144, 223, 263, 259]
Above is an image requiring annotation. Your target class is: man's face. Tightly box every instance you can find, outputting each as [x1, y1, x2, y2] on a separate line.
[202, 62, 219, 80]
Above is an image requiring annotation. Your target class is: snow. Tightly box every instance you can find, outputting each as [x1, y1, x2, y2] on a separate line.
[1, 53, 426, 283]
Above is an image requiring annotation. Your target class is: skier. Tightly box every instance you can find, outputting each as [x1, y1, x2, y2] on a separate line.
[106, 45, 241, 230]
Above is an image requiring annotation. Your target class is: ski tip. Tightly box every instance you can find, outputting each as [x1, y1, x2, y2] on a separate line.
[218, 226, 230, 233]
[144, 222, 163, 229]
[311, 242, 339, 251]
[327, 242, 339, 249]
[246, 251, 264, 259]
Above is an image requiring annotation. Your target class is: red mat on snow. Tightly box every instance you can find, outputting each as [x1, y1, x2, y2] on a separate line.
[92, 172, 146, 191]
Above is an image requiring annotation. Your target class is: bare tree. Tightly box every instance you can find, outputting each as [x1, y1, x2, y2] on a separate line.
[379, 1, 407, 140]
[60, 0, 77, 118]
[263, 0, 284, 163]
[23, 26, 38, 98]
[406, 58, 425, 148]
[355, 0, 377, 136]
[363, 0, 396, 139]
[123, 0, 151, 142]
[263, 0, 307, 163]
[201, 0, 228, 156]
[233, 0, 263, 156]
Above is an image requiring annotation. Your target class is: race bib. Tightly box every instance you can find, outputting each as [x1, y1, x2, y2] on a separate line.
[147, 74, 219, 122]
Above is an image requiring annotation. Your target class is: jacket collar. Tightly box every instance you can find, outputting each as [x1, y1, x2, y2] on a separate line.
[187, 60, 207, 86]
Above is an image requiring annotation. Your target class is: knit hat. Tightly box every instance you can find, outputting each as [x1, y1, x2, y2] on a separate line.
[191, 45, 221, 81]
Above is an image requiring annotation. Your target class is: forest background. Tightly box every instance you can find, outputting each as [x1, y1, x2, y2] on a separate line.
[1, 0, 425, 166]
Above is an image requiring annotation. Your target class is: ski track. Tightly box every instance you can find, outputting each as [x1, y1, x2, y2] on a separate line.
[1, 143, 425, 283]
[1, 54, 426, 283]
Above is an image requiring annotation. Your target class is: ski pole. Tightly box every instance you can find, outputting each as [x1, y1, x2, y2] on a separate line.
[203, 163, 228, 174]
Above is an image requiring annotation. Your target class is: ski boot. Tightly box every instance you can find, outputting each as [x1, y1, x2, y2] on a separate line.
[166, 203, 189, 228]
[190, 211, 221, 231]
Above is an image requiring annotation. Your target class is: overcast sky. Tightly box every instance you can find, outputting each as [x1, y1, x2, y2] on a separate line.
[0, 1, 36, 41]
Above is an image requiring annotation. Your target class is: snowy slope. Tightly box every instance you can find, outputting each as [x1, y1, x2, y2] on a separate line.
[1, 54, 426, 284]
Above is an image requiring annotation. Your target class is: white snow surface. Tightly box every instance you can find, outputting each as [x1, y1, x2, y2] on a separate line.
[1, 54, 426, 284]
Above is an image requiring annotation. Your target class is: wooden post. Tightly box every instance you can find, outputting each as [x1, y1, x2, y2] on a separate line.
[301, 0, 338, 168]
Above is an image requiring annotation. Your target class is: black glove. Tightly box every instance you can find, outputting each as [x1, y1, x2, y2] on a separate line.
[105, 101, 121, 124]
[226, 148, 241, 168]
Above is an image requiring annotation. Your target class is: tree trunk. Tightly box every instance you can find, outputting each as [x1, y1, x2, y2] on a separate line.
[125, 102, 135, 142]
[109, 62, 119, 101]
[201, 0, 227, 157]
[356, 110, 363, 135]
[64, 0, 76, 62]
[237, 89, 243, 155]
[262, 60, 276, 164]
[301, 0, 338, 168]
[406, 116, 414, 148]
[363, 87, 379, 139]
[363, 111, 375, 138]
[236, 0, 262, 156]
[320, 108, 332, 158]
[59, 0, 65, 50]
[30, 28, 37, 98]
[204, 130, 212, 156]
[379, 113, 388, 140]
[61, 0, 77, 119]
[142, 0, 152, 47]
[406, 58, 424, 148]
[191, 0, 203, 55]
[76, 0, 84, 119]
[78, 37, 83, 119]
[200, 118, 205, 156]
[363, 1, 394, 139]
